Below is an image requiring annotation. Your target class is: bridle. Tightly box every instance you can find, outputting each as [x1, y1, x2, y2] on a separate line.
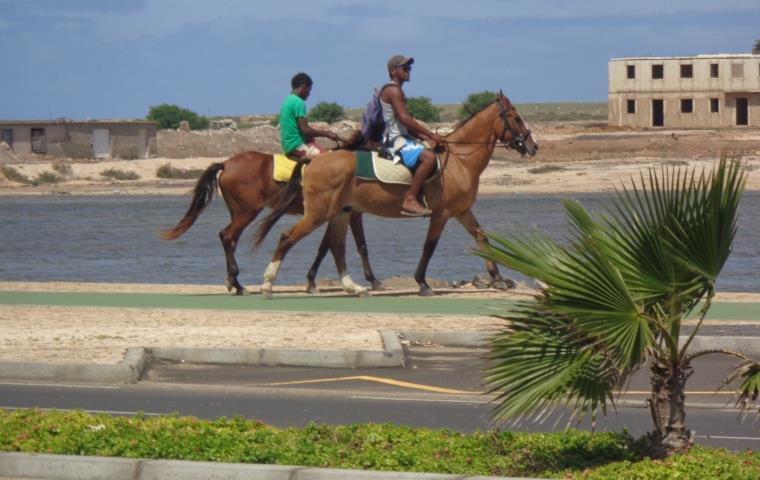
[443, 99, 531, 153]
[495, 97, 531, 152]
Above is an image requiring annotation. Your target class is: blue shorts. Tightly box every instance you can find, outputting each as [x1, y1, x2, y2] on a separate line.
[398, 139, 425, 169]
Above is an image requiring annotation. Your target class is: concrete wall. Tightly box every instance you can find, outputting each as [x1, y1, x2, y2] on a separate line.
[0, 122, 157, 159]
[608, 55, 760, 128]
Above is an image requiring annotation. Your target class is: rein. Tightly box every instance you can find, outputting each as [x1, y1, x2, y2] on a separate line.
[439, 99, 531, 152]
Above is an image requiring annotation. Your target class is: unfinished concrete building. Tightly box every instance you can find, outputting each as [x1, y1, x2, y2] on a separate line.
[0, 120, 157, 159]
[609, 54, 760, 128]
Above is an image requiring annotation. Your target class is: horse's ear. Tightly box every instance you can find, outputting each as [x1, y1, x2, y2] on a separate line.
[497, 89, 503, 98]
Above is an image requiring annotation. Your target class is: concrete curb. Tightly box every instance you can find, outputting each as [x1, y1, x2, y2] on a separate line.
[0, 452, 542, 480]
[401, 331, 760, 356]
[0, 331, 405, 384]
[0, 331, 756, 385]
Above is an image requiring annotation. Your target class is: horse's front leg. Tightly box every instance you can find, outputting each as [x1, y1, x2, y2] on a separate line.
[456, 209, 514, 290]
[261, 215, 325, 299]
[330, 212, 368, 297]
[414, 214, 449, 297]
[348, 212, 383, 290]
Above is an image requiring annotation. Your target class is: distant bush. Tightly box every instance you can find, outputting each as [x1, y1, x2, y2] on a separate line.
[156, 163, 204, 179]
[408, 96, 442, 122]
[269, 115, 280, 127]
[459, 91, 496, 120]
[308, 102, 344, 123]
[527, 165, 565, 174]
[34, 171, 64, 184]
[147, 104, 209, 130]
[100, 169, 140, 181]
[52, 161, 73, 176]
[1, 165, 32, 184]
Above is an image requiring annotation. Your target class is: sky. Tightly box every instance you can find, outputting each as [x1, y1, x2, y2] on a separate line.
[0, 0, 758, 120]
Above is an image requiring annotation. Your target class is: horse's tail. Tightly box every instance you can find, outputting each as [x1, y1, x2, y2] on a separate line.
[160, 162, 224, 240]
[252, 159, 308, 250]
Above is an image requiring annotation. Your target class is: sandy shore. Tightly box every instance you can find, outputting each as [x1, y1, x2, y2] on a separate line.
[0, 281, 757, 365]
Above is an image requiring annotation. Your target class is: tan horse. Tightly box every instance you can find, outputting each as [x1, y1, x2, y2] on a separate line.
[161, 150, 382, 295]
[254, 92, 538, 298]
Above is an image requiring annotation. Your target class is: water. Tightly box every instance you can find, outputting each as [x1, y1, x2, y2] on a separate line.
[0, 192, 758, 292]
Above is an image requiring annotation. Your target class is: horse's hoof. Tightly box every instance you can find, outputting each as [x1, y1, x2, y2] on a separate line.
[306, 284, 318, 294]
[492, 279, 515, 290]
[225, 279, 233, 292]
[235, 287, 250, 296]
[356, 288, 370, 298]
[418, 286, 434, 297]
[370, 280, 384, 291]
[260, 287, 273, 299]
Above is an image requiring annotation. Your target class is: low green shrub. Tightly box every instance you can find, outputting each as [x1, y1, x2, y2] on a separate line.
[527, 164, 565, 174]
[156, 163, 205, 179]
[1, 165, 33, 184]
[52, 161, 73, 176]
[100, 169, 140, 181]
[1, 409, 757, 478]
[33, 171, 64, 184]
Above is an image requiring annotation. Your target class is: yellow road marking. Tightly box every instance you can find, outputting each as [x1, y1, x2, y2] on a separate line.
[268, 375, 470, 394]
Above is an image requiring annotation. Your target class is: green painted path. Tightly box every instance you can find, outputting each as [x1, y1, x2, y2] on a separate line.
[1, 291, 759, 320]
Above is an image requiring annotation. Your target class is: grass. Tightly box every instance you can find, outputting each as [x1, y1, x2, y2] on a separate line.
[1, 409, 758, 479]
[1, 166, 64, 184]
[100, 168, 140, 181]
[52, 161, 73, 176]
[156, 163, 205, 179]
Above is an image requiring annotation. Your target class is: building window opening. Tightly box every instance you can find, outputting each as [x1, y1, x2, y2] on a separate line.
[680, 64, 693, 78]
[627, 65, 635, 79]
[652, 64, 664, 79]
[626, 99, 636, 114]
[1, 129, 12, 148]
[710, 63, 719, 78]
[680, 99, 693, 113]
[731, 63, 744, 78]
[710, 98, 719, 113]
[31, 128, 46, 154]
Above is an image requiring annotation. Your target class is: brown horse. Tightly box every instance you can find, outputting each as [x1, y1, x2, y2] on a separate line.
[254, 91, 538, 298]
[161, 150, 382, 294]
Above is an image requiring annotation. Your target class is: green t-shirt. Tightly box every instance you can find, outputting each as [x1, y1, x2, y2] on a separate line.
[279, 93, 307, 154]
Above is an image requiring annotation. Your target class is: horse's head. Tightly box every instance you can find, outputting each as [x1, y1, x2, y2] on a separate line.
[495, 91, 538, 157]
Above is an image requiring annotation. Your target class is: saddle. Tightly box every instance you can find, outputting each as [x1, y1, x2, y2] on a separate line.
[354, 151, 440, 186]
[272, 154, 300, 182]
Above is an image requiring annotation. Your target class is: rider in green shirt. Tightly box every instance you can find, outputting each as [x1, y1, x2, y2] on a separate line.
[279, 72, 341, 158]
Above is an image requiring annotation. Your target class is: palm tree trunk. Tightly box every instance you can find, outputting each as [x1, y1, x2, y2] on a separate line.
[647, 358, 693, 456]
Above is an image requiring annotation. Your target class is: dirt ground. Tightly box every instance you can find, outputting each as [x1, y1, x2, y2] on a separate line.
[1, 122, 760, 196]
[1, 123, 759, 366]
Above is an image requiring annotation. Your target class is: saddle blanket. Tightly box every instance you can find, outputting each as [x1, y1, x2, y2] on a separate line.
[273, 154, 298, 182]
[355, 151, 439, 186]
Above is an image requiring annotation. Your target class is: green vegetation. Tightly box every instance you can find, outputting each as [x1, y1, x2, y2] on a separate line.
[33, 171, 64, 184]
[147, 103, 209, 130]
[100, 168, 140, 181]
[753, 39, 760, 54]
[459, 90, 497, 120]
[308, 102, 345, 123]
[1, 165, 32, 184]
[2, 409, 758, 479]
[156, 163, 205, 179]
[52, 161, 73, 176]
[407, 96, 442, 122]
[476, 158, 760, 457]
[527, 164, 565, 174]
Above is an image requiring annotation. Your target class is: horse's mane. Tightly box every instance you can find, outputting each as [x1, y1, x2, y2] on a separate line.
[450, 99, 499, 133]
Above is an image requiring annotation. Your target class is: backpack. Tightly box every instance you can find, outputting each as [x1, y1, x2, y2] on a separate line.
[361, 83, 394, 143]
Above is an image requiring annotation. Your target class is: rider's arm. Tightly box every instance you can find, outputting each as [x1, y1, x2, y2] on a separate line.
[385, 87, 443, 145]
[297, 117, 339, 142]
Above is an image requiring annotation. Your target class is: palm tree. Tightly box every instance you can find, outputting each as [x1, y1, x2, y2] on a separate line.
[476, 158, 760, 456]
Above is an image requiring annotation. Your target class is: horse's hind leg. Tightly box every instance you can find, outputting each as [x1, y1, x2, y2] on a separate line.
[348, 212, 383, 290]
[456, 209, 514, 290]
[261, 215, 325, 299]
[329, 212, 368, 297]
[305, 222, 332, 294]
[219, 210, 258, 295]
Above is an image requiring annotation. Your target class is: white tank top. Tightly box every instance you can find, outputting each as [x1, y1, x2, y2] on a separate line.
[380, 84, 408, 142]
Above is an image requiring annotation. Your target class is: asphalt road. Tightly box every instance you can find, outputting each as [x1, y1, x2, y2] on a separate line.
[1, 347, 757, 451]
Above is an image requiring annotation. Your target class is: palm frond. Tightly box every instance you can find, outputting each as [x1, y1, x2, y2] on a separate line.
[725, 359, 760, 420]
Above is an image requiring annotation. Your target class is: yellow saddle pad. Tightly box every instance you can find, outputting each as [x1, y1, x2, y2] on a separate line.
[273, 154, 298, 182]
